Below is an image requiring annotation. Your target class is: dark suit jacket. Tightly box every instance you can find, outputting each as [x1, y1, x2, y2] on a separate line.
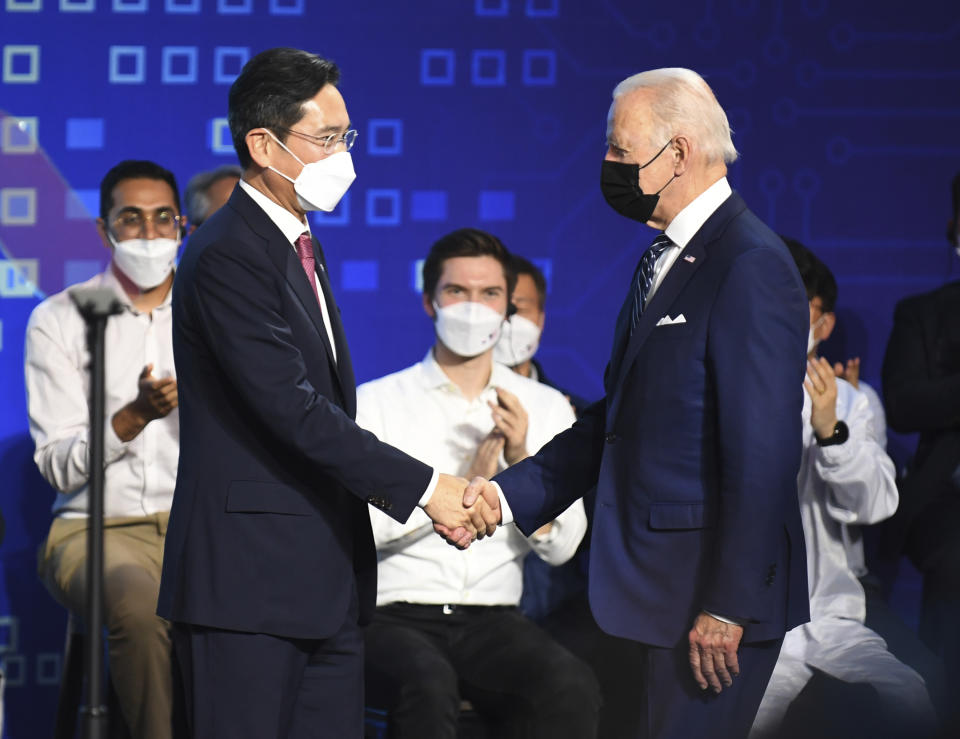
[157, 186, 432, 639]
[882, 280, 960, 568]
[496, 192, 810, 648]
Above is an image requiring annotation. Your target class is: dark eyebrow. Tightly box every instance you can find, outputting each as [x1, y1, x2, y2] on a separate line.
[115, 206, 176, 214]
[313, 122, 352, 136]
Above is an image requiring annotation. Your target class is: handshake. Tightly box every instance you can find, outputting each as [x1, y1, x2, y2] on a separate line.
[423, 473, 503, 549]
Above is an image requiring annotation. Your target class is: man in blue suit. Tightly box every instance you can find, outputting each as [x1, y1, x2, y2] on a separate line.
[157, 48, 498, 739]
[461, 68, 811, 738]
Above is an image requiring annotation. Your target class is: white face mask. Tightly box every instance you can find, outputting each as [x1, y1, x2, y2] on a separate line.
[267, 131, 356, 212]
[109, 234, 179, 290]
[433, 300, 505, 358]
[493, 313, 542, 366]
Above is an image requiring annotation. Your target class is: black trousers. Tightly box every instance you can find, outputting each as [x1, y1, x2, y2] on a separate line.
[363, 603, 601, 739]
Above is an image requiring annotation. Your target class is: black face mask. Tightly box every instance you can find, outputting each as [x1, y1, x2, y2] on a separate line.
[600, 139, 676, 223]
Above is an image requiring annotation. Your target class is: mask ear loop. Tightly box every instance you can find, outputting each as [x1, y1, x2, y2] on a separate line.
[265, 130, 306, 183]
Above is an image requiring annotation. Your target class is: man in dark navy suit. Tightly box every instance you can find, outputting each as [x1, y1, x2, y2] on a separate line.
[158, 48, 498, 739]
[462, 68, 811, 738]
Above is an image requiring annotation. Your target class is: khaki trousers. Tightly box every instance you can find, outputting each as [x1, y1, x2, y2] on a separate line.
[39, 513, 173, 739]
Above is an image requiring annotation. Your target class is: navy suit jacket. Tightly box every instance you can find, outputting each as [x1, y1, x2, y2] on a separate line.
[495, 192, 810, 648]
[157, 186, 432, 639]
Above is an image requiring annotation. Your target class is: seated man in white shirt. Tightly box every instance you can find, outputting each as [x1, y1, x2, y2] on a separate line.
[357, 228, 600, 739]
[750, 242, 938, 739]
[26, 160, 183, 739]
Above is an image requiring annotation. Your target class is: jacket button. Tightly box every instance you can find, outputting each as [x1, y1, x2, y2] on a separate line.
[605, 433, 617, 444]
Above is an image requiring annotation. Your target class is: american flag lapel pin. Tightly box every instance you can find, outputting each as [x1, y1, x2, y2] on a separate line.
[683, 255, 696, 263]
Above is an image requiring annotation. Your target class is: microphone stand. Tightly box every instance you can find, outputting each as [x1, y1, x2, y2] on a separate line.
[70, 287, 123, 739]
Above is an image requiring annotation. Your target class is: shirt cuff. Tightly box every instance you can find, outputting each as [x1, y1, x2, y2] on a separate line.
[704, 609, 744, 626]
[417, 468, 441, 508]
[103, 419, 130, 465]
[489, 481, 514, 526]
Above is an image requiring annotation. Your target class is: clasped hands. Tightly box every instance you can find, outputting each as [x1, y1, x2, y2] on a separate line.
[423, 474, 502, 549]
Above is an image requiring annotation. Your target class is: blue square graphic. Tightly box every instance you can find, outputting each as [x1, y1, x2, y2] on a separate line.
[66, 118, 104, 149]
[165, 0, 200, 12]
[410, 258, 426, 293]
[208, 118, 234, 154]
[162, 46, 198, 84]
[420, 49, 455, 86]
[367, 119, 403, 156]
[65, 189, 98, 220]
[64, 259, 104, 287]
[11, 53, 33, 75]
[109, 46, 146, 84]
[366, 190, 401, 226]
[410, 191, 447, 222]
[113, 0, 148, 11]
[475, 0, 508, 16]
[532, 258, 553, 291]
[60, 0, 95, 11]
[7, 0, 42, 10]
[217, 0, 252, 13]
[214, 47, 248, 84]
[309, 192, 350, 226]
[522, 50, 556, 86]
[526, 0, 558, 16]
[6, 193, 31, 219]
[478, 190, 515, 221]
[269, 0, 304, 14]
[341, 260, 379, 291]
[471, 50, 506, 86]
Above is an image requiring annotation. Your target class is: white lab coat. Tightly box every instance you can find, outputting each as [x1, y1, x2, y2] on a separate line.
[750, 379, 936, 737]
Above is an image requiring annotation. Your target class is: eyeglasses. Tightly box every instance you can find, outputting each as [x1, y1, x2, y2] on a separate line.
[275, 127, 358, 154]
[111, 208, 183, 239]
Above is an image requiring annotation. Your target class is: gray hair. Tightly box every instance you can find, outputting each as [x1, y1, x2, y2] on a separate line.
[611, 68, 738, 165]
[184, 165, 242, 226]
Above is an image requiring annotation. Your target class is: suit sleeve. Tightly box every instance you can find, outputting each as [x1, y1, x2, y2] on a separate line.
[187, 240, 431, 522]
[701, 248, 807, 621]
[494, 398, 607, 536]
[882, 296, 960, 433]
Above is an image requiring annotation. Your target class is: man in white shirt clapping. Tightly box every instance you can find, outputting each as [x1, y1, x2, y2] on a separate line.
[26, 160, 183, 739]
[356, 228, 600, 739]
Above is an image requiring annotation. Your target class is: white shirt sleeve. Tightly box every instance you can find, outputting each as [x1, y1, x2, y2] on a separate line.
[817, 389, 898, 525]
[25, 303, 128, 495]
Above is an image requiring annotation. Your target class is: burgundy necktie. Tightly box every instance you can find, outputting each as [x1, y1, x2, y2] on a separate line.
[295, 232, 323, 311]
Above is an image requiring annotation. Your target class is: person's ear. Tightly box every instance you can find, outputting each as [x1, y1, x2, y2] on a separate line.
[423, 292, 436, 319]
[246, 129, 275, 170]
[819, 312, 837, 343]
[672, 136, 690, 176]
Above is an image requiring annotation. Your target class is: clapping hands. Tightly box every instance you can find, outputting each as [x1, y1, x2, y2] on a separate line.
[423, 474, 503, 549]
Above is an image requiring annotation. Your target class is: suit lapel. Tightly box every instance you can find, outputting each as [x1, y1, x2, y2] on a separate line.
[311, 236, 357, 418]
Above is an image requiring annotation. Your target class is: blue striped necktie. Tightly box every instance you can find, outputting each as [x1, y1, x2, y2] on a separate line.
[630, 233, 673, 334]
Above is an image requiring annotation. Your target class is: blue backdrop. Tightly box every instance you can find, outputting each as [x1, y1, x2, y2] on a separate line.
[1, 0, 958, 735]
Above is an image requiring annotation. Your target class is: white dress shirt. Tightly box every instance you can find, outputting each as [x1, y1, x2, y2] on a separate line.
[647, 176, 733, 303]
[238, 179, 336, 362]
[25, 267, 179, 518]
[356, 351, 586, 607]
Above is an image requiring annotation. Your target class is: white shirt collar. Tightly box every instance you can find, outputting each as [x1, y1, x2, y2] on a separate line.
[664, 176, 732, 248]
[419, 347, 512, 394]
[102, 262, 174, 314]
[239, 179, 311, 246]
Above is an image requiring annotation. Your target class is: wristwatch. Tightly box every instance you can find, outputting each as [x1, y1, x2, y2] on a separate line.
[815, 420, 849, 447]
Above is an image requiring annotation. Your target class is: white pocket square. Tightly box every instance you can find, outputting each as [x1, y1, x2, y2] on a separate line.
[656, 313, 686, 326]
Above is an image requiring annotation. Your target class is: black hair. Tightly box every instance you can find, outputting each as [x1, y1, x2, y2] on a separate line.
[99, 160, 180, 221]
[510, 254, 547, 310]
[422, 228, 516, 300]
[228, 47, 340, 169]
[781, 235, 837, 313]
[184, 164, 242, 226]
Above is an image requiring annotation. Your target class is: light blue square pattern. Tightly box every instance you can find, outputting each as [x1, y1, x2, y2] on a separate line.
[269, 0, 303, 14]
[526, 0, 558, 17]
[367, 119, 403, 156]
[366, 190, 401, 226]
[162, 46, 198, 84]
[66, 118, 104, 149]
[109, 46, 146, 84]
[208, 118, 234, 154]
[164, 0, 199, 13]
[410, 191, 447, 222]
[113, 0, 148, 11]
[522, 50, 556, 86]
[478, 190, 515, 221]
[420, 50, 455, 86]
[60, 0, 95, 12]
[471, 50, 506, 86]
[214, 47, 248, 84]
[65, 189, 98, 220]
[341, 260, 379, 291]
[217, 0, 252, 14]
[475, 0, 507, 16]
